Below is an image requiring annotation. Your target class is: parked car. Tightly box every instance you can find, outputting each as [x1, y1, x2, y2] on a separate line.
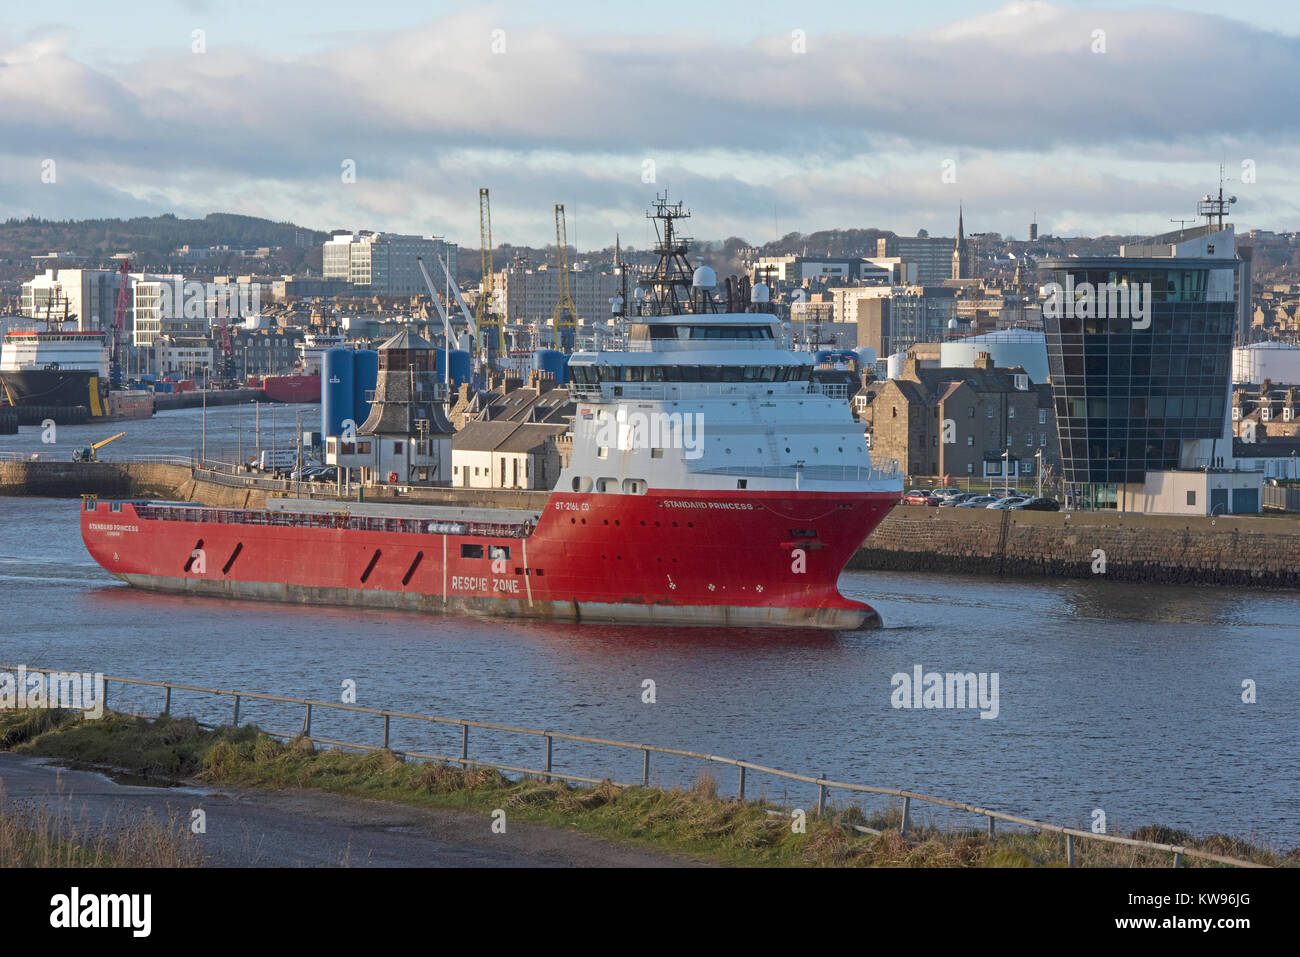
[1010, 497, 1061, 511]
[986, 496, 1029, 509]
[902, 490, 932, 506]
[309, 466, 338, 483]
[939, 492, 978, 506]
[927, 487, 964, 505]
[986, 487, 1019, 499]
[955, 495, 997, 508]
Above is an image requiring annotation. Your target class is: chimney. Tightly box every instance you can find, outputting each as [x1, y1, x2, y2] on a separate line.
[974, 351, 994, 371]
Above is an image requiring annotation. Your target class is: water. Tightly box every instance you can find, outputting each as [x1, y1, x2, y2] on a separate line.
[2, 492, 1296, 847]
[0, 401, 320, 463]
[3, 405, 1298, 846]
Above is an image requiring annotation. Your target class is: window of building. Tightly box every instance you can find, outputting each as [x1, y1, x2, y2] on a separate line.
[597, 447, 608, 459]
[1021, 461, 1033, 474]
[986, 407, 994, 419]
[1008, 407, 1015, 419]
[966, 436, 974, 446]
[393, 441, 403, 454]
[968, 407, 975, 418]
[1026, 434, 1033, 447]
[1040, 433, 1048, 447]
[1186, 490, 1196, 506]
[1038, 409, 1047, 424]
[892, 407, 898, 418]
[966, 463, 974, 474]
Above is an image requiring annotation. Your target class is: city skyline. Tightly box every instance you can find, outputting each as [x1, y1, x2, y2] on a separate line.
[2, 1, 1299, 248]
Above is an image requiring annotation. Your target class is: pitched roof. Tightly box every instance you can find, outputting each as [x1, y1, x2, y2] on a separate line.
[453, 419, 567, 454]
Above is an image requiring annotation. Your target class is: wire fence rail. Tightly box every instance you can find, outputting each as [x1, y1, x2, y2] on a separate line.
[3, 665, 1267, 869]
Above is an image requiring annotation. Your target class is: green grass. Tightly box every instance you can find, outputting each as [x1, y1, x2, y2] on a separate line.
[2, 710, 1292, 868]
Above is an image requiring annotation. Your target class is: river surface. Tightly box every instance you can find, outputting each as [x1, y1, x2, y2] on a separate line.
[1, 408, 1297, 847]
[1, 400, 320, 463]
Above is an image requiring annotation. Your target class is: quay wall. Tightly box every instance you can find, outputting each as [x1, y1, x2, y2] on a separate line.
[853, 505, 1300, 588]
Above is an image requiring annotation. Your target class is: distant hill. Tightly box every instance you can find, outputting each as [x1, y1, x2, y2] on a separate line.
[0, 212, 328, 261]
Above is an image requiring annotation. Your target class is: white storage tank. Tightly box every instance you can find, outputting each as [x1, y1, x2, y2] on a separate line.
[885, 351, 906, 380]
[1232, 342, 1300, 385]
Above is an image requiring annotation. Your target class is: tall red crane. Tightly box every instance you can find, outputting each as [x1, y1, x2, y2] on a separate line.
[110, 259, 130, 388]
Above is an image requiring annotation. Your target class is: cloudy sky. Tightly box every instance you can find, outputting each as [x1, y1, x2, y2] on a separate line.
[2, 0, 1298, 249]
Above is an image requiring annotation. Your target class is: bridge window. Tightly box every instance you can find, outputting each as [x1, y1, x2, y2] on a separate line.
[460, 544, 484, 558]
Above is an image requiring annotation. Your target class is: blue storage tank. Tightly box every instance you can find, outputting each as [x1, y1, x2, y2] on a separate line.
[854, 347, 878, 370]
[533, 349, 569, 385]
[322, 349, 355, 436]
[436, 349, 472, 387]
[352, 349, 378, 430]
[814, 349, 835, 365]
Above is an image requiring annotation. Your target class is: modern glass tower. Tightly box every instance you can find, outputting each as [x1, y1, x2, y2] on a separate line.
[1038, 223, 1239, 509]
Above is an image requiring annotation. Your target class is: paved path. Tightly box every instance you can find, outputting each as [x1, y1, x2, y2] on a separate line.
[0, 753, 704, 867]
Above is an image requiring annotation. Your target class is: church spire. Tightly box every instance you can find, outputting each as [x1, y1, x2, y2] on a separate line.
[952, 203, 968, 280]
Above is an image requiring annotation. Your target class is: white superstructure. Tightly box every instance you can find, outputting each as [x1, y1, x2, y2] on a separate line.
[0, 330, 109, 376]
[562, 313, 900, 494]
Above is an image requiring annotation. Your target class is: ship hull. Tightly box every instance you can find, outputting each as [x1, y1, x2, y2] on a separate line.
[0, 369, 104, 417]
[261, 374, 320, 404]
[81, 488, 899, 630]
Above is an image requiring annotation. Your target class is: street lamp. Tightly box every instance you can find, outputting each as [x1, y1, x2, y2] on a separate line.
[1035, 448, 1043, 498]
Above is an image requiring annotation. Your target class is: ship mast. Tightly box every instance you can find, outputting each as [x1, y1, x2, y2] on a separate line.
[641, 192, 702, 316]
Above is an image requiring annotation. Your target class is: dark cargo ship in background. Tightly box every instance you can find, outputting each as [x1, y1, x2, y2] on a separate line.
[0, 329, 154, 425]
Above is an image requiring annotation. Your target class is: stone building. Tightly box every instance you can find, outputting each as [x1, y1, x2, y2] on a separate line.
[856, 352, 1059, 484]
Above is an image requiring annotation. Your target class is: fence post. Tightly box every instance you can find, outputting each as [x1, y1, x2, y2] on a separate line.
[460, 724, 469, 766]
[642, 749, 650, 787]
[382, 714, 390, 750]
[817, 773, 827, 816]
[304, 703, 312, 737]
[1172, 852, 1183, 869]
[232, 695, 240, 727]
[900, 796, 911, 835]
[1066, 833, 1075, 868]
[163, 685, 171, 716]
[544, 734, 552, 783]
[987, 815, 996, 839]
[738, 765, 746, 802]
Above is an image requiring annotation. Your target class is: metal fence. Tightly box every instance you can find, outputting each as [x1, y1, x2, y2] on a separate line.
[1263, 484, 1300, 512]
[4, 665, 1266, 869]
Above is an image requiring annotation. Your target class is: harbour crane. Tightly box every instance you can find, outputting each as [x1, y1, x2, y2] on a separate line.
[474, 188, 505, 364]
[551, 204, 579, 352]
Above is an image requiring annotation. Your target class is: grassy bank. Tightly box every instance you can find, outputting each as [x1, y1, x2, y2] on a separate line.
[0, 710, 208, 867]
[1, 710, 1290, 868]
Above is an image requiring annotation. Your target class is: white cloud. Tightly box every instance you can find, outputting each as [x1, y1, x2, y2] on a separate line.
[2, 3, 1298, 244]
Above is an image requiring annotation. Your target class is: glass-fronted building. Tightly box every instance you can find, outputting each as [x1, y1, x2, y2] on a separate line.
[1038, 224, 1241, 510]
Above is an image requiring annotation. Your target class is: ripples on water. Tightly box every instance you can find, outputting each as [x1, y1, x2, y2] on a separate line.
[1, 471, 1297, 846]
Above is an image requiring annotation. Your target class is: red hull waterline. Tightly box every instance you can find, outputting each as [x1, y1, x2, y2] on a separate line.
[81, 489, 899, 630]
